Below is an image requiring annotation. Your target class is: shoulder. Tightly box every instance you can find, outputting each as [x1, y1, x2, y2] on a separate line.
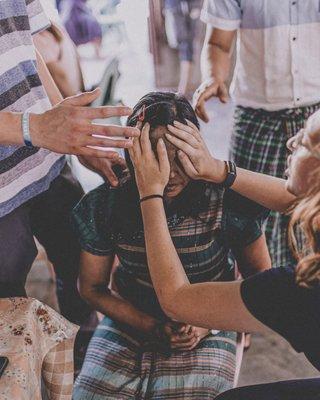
[71, 184, 119, 256]
[241, 267, 320, 362]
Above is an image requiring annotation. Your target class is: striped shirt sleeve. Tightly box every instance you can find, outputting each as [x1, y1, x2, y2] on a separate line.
[201, 0, 241, 31]
[26, 0, 51, 35]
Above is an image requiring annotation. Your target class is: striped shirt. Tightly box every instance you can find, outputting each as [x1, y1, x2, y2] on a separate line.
[72, 182, 265, 317]
[0, 0, 65, 218]
[201, 0, 320, 111]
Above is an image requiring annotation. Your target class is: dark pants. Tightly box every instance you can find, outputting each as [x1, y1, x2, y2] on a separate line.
[215, 379, 320, 400]
[0, 163, 96, 329]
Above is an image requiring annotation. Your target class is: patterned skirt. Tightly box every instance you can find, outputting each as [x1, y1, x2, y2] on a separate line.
[230, 103, 320, 267]
[73, 317, 237, 399]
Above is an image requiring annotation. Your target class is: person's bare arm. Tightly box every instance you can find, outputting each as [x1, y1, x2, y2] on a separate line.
[79, 251, 158, 333]
[128, 123, 266, 333]
[195, 27, 236, 122]
[166, 121, 296, 212]
[234, 235, 272, 278]
[36, 48, 63, 105]
[140, 199, 266, 332]
[0, 48, 139, 154]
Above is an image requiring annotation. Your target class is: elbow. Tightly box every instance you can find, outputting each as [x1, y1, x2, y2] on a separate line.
[158, 290, 185, 321]
[78, 279, 94, 304]
[163, 304, 180, 321]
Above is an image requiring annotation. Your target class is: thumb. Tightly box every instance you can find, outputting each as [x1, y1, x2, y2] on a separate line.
[218, 84, 229, 103]
[63, 87, 101, 107]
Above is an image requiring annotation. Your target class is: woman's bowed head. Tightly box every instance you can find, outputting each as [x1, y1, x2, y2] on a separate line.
[126, 92, 206, 200]
[129, 94, 320, 300]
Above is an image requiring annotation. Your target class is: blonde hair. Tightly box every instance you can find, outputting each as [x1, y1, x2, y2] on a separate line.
[289, 154, 320, 288]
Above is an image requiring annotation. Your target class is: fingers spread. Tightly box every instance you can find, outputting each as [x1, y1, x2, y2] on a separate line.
[84, 105, 133, 120]
[85, 136, 132, 149]
[79, 147, 122, 159]
[165, 131, 196, 155]
[131, 136, 141, 160]
[178, 151, 198, 178]
[185, 119, 201, 138]
[140, 123, 152, 154]
[64, 88, 101, 106]
[89, 124, 139, 138]
[157, 138, 170, 173]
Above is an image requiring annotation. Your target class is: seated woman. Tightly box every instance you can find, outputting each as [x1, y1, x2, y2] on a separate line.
[129, 101, 320, 398]
[72, 92, 271, 399]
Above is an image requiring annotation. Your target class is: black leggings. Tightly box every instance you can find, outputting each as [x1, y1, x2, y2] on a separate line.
[215, 379, 320, 400]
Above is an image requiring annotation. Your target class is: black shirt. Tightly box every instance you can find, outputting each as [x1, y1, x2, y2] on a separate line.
[241, 267, 320, 371]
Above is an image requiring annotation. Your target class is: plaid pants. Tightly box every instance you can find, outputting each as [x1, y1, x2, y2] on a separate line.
[230, 103, 320, 267]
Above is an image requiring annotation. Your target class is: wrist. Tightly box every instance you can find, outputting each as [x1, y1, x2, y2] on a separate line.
[29, 113, 43, 148]
[139, 187, 164, 199]
[142, 317, 159, 334]
[205, 158, 227, 184]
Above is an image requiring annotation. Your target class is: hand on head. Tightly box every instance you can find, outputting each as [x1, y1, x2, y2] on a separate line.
[128, 122, 170, 198]
[129, 118, 227, 197]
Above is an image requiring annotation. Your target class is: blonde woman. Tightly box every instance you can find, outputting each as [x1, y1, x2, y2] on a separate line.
[129, 109, 320, 399]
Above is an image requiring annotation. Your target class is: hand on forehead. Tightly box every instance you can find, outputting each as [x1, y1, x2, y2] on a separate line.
[149, 126, 179, 164]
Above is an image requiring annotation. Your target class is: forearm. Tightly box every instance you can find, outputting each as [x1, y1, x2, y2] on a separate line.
[36, 48, 63, 105]
[231, 167, 295, 212]
[0, 50, 63, 147]
[0, 112, 24, 145]
[85, 287, 158, 333]
[141, 199, 265, 332]
[209, 159, 295, 212]
[200, 28, 234, 82]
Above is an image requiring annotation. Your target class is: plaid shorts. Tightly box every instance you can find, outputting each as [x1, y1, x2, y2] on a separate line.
[230, 103, 320, 267]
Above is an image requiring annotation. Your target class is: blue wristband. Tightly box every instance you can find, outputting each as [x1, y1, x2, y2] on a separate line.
[22, 112, 33, 147]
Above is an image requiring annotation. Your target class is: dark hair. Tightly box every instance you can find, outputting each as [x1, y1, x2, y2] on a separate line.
[126, 91, 199, 129]
[124, 91, 199, 178]
[113, 92, 204, 232]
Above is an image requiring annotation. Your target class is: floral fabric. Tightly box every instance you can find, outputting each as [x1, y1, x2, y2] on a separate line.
[0, 297, 78, 400]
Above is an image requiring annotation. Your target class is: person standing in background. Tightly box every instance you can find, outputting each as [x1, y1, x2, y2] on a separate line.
[59, 0, 103, 57]
[0, 0, 138, 370]
[194, 0, 320, 267]
[164, 0, 203, 97]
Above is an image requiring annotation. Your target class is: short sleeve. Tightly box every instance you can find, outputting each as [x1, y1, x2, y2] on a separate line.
[241, 268, 320, 370]
[224, 190, 270, 248]
[26, 0, 51, 35]
[201, 0, 242, 31]
[71, 185, 115, 256]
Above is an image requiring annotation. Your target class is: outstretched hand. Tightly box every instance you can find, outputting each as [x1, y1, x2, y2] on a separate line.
[129, 123, 170, 198]
[30, 88, 140, 158]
